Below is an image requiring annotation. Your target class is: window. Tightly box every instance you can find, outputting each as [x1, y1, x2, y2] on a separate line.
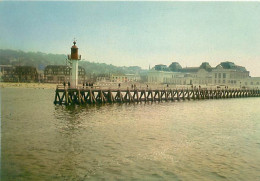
[251, 82, 253, 85]
[58, 77, 64, 81]
[223, 80, 225, 83]
[218, 73, 221, 78]
[215, 73, 217, 78]
[223, 73, 226, 78]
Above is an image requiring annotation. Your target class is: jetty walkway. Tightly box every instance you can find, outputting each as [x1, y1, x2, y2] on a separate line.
[54, 85, 260, 105]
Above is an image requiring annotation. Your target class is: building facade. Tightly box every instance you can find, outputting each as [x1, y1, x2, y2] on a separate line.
[148, 61, 260, 88]
[1, 65, 38, 82]
[44, 65, 86, 84]
[110, 74, 141, 83]
[0, 65, 13, 82]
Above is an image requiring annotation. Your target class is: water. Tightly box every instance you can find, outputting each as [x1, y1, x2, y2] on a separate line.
[1, 88, 260, 180]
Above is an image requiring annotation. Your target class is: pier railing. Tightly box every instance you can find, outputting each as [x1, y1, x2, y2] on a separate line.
[54, 86, 260, 105]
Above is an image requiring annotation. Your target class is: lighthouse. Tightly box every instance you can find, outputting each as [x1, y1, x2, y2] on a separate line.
[68, 40, 81, 88]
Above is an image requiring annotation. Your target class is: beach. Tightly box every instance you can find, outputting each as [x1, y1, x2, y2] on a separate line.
[0, 82, 58, 89]
[0, 82, 242, 90]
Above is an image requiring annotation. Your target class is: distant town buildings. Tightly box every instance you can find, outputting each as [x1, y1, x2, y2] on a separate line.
[0, 65, 13, 82]
[0, 61, 259, 88]
[148, 61, 259, 88]
[0, 64, 86, 84]
[0, 65, 38, 82]
[44, 65, 86, 84]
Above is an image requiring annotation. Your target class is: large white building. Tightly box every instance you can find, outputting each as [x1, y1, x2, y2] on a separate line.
[110, 74, 141, 83]
[148, 62, 260, 88]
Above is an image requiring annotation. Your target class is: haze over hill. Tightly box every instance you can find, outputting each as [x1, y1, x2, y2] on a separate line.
[0, 49, 144, 76]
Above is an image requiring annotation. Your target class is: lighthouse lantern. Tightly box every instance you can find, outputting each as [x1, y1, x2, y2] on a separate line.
[68, 40, 81, 88]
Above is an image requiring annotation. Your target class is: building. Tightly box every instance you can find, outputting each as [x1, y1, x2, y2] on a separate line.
[148, 62, 213, 85]
[154, 64, 169, 71]
[1, 65, 38, 82]
[241, 77, 260, 88]
[148, 61, 260, 88]
[110, 74, 141, 83]
[44, 65, 86, 84]
[211, 62, 249, 86]
[169, 62, 182, 72]
[0, 65, 13, 82]
[96, 76, 110, 83]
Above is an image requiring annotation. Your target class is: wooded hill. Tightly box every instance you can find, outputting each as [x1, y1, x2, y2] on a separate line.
[0, 49, 144, 76]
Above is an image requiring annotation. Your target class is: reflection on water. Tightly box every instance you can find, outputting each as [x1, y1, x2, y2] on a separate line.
[1, 88, 260, 180]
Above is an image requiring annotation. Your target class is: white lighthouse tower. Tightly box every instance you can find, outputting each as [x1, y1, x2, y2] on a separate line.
[68, 40, 81, 88]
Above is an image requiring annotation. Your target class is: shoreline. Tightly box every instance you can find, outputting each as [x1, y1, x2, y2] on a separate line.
[0, 82, 246, 90]
[0, 82, 58, 89]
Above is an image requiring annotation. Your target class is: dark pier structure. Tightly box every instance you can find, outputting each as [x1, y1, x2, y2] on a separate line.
[54, 86, 260, 105]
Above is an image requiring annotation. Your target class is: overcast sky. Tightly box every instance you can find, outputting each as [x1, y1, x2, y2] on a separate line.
[1, 2, 260, 76]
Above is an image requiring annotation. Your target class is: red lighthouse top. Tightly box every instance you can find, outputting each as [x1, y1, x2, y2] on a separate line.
[71, 40, 78, 49]
[69, 40, 81, 60]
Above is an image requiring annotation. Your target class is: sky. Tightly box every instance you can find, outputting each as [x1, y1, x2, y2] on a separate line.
[0, 2, 260, 76]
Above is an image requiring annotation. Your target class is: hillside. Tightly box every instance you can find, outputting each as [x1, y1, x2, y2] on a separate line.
[0, 49, 144, 76]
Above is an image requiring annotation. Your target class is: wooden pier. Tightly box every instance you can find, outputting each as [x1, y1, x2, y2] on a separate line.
[54, 85, 260, 105]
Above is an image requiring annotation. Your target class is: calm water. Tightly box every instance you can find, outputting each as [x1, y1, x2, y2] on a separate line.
[1, 88, 260, 180]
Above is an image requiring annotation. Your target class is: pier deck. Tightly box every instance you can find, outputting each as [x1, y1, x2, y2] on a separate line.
[54, 85, 260, 105]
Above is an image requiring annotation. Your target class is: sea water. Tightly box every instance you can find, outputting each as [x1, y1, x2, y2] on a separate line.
[1, 88, 260, 180]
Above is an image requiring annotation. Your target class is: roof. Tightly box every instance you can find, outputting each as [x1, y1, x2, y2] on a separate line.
[15, 66, 37, 69]
[217, 62, 247, 72]
[45, 65, 69, 68]
[155, 64, 167, 67]
[180, 67, 200, 73]
[200, 62, 212, 71]
[44, 65, 85, 70]
[235, 66, 247, 72]
[169, 62, 182, 72]
[154, 64, 169, 71]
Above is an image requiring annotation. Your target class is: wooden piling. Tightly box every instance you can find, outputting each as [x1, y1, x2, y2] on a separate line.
[54, 86, 260, 105]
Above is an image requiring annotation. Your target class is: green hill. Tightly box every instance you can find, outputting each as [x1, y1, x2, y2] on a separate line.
[0, 49, 144, 76]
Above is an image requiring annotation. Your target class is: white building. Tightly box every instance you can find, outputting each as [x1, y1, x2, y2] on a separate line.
[111, 74, 140, 83]
[241, 77, 260, 88]
[147, 61, 260, 88]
